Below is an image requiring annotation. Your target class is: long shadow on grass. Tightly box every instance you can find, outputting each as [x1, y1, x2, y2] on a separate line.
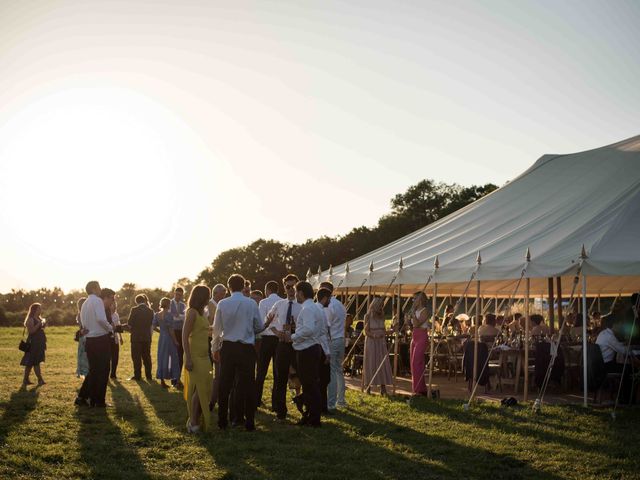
[388, 396, 608, 454]
[138, 380, 187, 431]
[337, 407, 565, 480]
[0, 387, 39, 448]
[76, 383, 152, 480]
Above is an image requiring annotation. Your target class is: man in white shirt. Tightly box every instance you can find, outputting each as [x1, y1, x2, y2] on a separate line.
[320, 281, 348, 411]
[76, 281, 114, 408]
[478, 313, 501, 338]
[316, 288, 333, 415]
[211, 274, 274, 431]
[596, 310, 640, 404]
[268, 274, 303, 421]
[285, 281, 327, 427]
[256, 280, 282, 409]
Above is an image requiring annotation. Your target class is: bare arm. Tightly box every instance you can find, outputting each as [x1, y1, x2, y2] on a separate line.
[26, 317, 40, 335]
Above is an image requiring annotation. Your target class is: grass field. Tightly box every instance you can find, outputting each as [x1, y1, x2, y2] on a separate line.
[1, 326, 639, 479]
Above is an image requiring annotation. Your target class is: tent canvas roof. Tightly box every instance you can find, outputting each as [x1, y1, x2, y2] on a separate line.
[311, 135, 640, 296]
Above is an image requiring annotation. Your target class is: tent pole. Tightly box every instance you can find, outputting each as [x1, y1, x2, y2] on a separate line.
[582, 274, 588, 407]
[362, 284, 373, 391]
[548, 278, 555, 334]
[597, 294, 601, 313]
[356, 294, 360, 321]
[556, 277, 563, 333]
[427, 283, 438, 399]
[472, 280, 480, 399]
[465, 295, 468, 313]
[524, 277, 531, 402]
[392, 284, 401, 394]
[495, 295, 498, 315]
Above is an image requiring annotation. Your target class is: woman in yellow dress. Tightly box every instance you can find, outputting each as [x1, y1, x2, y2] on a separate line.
[183, 285, 213, 433]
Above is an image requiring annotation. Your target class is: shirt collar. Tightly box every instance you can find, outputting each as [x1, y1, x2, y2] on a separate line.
[268, 293, 280, 300]
[231, 291, 244, 297]
[303, 299, 315, 307]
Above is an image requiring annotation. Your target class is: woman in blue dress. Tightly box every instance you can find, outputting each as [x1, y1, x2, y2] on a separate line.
[153, 297, 181, 388]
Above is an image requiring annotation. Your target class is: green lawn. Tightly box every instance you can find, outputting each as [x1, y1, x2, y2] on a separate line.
[0, 326, 638, 479]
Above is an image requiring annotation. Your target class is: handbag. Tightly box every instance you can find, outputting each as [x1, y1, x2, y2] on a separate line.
[19, 326, 31, 353]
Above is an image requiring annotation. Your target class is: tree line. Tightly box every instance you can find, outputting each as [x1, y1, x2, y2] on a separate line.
[0, 179, 498, 326]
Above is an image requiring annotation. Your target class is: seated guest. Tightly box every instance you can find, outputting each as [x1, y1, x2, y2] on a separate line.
[478, 313, 500, 338]
[596, 312, 640, 404]
[496, 315, 505, 328]
[441, 304, 459, 332]
[570, 313, 585, 338]
[507, 313, 523, 335]
[468, 315, 483, 336]
[344, 314, 354, 339]
[591, 311, 602, 334]
[530, 314, 550, 336]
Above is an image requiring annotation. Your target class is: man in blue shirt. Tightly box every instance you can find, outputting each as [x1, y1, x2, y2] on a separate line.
[212, 274, 274, 431]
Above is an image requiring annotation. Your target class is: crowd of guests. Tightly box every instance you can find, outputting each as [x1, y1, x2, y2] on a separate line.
[18, 281, 639, 417]
[64, 274, 348, 431]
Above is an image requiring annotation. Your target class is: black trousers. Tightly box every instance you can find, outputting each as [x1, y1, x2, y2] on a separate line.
[255, 335, 279, 407]
[110, 341, 120, 378]
[174, 329, 184, 378]
[79, 334, 111, 406]
[229, 373, 246, 424]
[320, 350, 331, 413]
[604, 361, 635, 404]
[218, 341, 257, 428]
[297, 344, 322, 426]
[273, 342, 296, 419]
[131, 340, 152, 379]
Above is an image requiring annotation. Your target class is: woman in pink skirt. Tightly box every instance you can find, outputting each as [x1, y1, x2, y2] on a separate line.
[410, 292, 430, 396]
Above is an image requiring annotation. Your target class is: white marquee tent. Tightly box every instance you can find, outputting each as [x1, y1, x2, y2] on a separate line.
[311, 135, 640, 297]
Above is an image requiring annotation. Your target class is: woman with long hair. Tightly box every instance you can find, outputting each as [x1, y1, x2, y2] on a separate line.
[409, 292, 430, 396]
[363, 297, 393, 396]
[154, 297, 181, 388]
[76, 297, 89, 378]
[183, 285, 213, 433]
[20, 303, 47, 386]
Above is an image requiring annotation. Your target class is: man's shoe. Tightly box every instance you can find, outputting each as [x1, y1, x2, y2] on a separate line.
[245, 423, 256, 432]
[295, 417, 309, 426]
[218, 421, 228, 431]
[91, 402, 112, 408]
[74, 397, 89, 407]
[273, 417, 286, 424]
[128, 376, 141, 381]
[146, 376, 154, 382]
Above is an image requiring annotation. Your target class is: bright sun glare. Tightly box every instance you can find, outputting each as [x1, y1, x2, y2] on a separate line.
[1, 87, 180, 268]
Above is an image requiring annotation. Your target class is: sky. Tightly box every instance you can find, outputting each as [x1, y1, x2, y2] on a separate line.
[1, 0, 639, 292]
